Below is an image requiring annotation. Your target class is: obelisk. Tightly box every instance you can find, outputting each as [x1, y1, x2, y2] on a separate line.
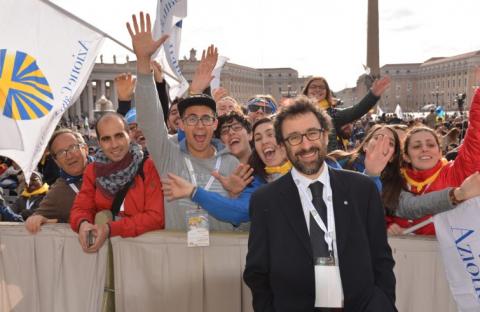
[366, 0, 379, 88]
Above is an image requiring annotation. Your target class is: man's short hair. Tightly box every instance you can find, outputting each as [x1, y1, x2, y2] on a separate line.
[215, 112, 252, 138]
[47, 128, 86, 154]
[274, 96, 332, 145]
[95, 112, 129, 139]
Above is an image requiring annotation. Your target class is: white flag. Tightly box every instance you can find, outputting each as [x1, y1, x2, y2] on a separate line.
[394, 104, 403, 119]
[376, 105, 384, 116]
[210, 56, 229, 91]
[153, 0, 189, 100]
[0, 0, 104, 182]
[434, 197, 480, 311]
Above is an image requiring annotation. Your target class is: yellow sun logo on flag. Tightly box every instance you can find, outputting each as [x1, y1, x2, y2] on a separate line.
[0, 49, 54, 120]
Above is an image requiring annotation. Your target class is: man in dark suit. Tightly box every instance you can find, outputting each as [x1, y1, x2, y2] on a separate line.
[244, 97, 396, 312]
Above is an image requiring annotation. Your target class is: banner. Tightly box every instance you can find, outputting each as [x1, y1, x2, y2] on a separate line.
[153, 0, 189, 101]
[434, 197, 480, 312]
[210, 56, 229, 91]
[0, 0, 104, 182]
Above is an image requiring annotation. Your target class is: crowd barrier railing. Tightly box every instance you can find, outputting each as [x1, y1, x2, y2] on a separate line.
[0, 224, 457, 312]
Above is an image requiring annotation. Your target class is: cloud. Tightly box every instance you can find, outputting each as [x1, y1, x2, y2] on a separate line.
[386, 8, 415, 19]
[389, 24, 421, 32]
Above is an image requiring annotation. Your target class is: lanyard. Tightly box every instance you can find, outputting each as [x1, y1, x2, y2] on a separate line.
[69, 183, 80, 194]
[26, 199, 36, 210]
[299, 187, 335, 253]
[184, 156, 221, 191]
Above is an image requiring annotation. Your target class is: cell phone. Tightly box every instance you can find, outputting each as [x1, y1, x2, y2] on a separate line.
[87, 230, 95, 247]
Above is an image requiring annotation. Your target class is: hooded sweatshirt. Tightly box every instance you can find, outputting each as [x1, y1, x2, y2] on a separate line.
[135, 74, 241, 231]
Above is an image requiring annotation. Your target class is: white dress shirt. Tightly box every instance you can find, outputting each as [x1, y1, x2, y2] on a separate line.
[291, 163, 339, 261]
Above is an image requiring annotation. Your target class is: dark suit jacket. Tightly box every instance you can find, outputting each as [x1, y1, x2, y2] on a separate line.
[243, 168, 397, 312]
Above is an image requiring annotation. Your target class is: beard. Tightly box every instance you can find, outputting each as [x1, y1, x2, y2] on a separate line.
[286, 146, 325, 176]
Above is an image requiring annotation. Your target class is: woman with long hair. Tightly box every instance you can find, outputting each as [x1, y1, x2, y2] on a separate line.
[303, 76, 391, 152]
[388, 88, 480, 235]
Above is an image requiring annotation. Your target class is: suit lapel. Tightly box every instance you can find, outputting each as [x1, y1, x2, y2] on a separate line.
[329, 168, 351, 255]
[277, 173, 313, 259]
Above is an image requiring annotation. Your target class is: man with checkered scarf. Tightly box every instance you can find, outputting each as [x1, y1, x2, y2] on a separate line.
[70, 112, 165, 253]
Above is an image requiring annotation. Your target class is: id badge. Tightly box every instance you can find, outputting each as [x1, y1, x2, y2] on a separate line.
[186, 209, 210, 247]
[314, 257, 343, 308]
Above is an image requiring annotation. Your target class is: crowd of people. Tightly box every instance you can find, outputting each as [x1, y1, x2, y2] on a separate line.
[1, 11, 480, 311]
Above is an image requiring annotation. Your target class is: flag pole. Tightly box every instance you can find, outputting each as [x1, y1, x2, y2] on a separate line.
[41, 0, 180, 82]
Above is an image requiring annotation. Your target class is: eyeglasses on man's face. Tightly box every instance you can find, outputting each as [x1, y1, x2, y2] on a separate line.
[220, 123, 244, 136]
[183, 114, 216, 126]
[283, 128, 324, 146]
[53, 143, 84, 160]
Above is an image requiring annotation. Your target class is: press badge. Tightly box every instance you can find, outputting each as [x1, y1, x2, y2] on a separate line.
[186, 209, 210, 247]
[314, 256, 343, 308]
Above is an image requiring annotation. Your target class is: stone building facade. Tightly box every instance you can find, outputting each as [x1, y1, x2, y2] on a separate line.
[336, 50, 480, 113]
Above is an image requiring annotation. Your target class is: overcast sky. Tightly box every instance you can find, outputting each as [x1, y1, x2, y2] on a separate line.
[51, 0, 480, 91]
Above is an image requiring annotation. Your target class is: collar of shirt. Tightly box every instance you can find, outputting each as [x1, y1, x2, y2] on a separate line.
[291, 163, 331, 202]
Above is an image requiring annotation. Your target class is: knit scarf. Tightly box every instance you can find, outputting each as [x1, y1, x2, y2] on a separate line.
[94, 144, 143, 198]
[265, 161, 292, 175]
[401, 158, 448, 194]
[21, 183, 49, 197]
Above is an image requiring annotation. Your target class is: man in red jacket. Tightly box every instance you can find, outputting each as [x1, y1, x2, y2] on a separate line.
[70, 112, 164, 253]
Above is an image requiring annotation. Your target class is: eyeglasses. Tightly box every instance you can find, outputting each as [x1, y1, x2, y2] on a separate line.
[247, 104, 274, 115]
[283, 128, 324, 146]
[183, 114, 216, 126]
[308, 84, 327, 91]
[53, 143, 84, 160]
[220, 123, 244, 136]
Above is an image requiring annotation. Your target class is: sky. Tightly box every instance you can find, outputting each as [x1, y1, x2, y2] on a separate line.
[51, 0, 480, 91]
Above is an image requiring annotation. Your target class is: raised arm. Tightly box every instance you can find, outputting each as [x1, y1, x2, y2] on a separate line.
[334, 76, 391, 128]
[127, 12, 181, 175]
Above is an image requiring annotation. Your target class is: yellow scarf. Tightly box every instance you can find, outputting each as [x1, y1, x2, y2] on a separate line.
[317, 99, 330, 110]
[265, 161, 292, 175]
[21, 183, 49, 197]
[401, 158, 448, 193]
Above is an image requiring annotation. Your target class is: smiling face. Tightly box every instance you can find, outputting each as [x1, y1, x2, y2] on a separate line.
[253, 121, 286, 167]
[51, 133, 88, 176]
[281, 112, 328, 178]
[97, 115, 131, 162]
[180, 105, 217, 158]
[219, 120, 251, 161]
[306, 78, 328, 102]
[404, 129, 442, 170]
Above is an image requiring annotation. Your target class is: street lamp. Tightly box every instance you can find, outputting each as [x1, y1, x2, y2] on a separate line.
[431, 86, 444, 107]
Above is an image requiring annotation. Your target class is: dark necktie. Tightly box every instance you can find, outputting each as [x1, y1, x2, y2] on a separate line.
[309, 181, 330, 258]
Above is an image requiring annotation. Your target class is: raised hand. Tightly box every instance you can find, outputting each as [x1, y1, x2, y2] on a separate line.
[364, 134, 394, 176]
[212, 87, 229, 102]
[114, 73, 137, 101]
[211, 163, 254, 197]
[151, 60, 164, 83]
[371, 76, 391, 97]
[163, 173, 195, 201]
[189, 44, 218, 94]
[126, 12, 169, 74]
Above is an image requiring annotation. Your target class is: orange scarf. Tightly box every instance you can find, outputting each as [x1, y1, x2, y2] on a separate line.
[401, 158, 448, 194]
